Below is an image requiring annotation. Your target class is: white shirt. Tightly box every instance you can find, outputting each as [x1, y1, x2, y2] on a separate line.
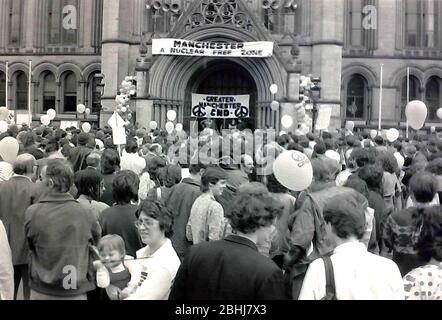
[125, 239, 180, 300]
[120, 152, 146, 176]
[299, 241, 405, 300]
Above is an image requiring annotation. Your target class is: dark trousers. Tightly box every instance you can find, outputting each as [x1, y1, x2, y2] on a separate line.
[14, 264, 30, 300]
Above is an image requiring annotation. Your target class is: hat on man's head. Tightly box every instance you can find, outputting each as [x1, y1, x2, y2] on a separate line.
[77, 132, 90, 146]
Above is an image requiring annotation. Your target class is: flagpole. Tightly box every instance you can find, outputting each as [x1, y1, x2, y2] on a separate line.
[28, 60, 32, 124]
[5, 61, 8, 110]
[378, 64, 383, 132]
[406, 67, 410, 139]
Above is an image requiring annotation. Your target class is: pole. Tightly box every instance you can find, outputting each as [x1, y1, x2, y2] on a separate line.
[406, 67, 410, 139]
[5, 61, 8, 110]
[378, 64, 383, 132]
[28, 60, 32, 125]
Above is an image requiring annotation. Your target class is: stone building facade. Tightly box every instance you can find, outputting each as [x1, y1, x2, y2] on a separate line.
[0, 0, 441, 132]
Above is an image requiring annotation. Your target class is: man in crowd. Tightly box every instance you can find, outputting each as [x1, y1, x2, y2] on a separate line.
[120, 138, 146, 176]
[165, 163, 204, 260]
[25, 159, 101, 300]
[0, 218, 14, 300]
[170, 188, 287, 300]
[0, 154, 39, 300]
[299, 194, 404, 300]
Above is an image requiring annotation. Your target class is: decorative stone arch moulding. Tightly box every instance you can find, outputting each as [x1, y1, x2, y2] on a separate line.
[33, 62, 58, 81]
[82, 63, 102, 81]
[149, 25, 287, 103]
[8, 62, 30, 78]
[57, 63, 84, 82]
[341, 63, 378, 89]
[389, 66, 425, 90]
[423, 66, 442, 85]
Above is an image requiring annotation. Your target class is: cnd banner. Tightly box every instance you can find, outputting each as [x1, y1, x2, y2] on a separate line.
[153, 39, 274, 58]
[191, 94, 250, 119]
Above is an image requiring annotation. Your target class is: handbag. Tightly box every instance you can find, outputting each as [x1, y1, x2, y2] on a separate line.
[321, 255, 337, 300]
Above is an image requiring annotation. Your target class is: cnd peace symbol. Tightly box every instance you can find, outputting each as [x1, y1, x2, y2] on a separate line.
[291, 152, 310, 168]
[192, 105, 206, 117]
[234, 106, 249, 118]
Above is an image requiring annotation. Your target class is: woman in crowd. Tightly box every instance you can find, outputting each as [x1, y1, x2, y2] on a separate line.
[382, 172, 438, 276]
[75, 169, 109, 223]
[106, 200, 180, 300]
[100, 149, 121, 206]
[403, 205, 442, 300]
[99, 170, 143, 258]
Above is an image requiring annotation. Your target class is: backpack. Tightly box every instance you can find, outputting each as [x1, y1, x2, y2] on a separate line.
[321, 255, 337, 300]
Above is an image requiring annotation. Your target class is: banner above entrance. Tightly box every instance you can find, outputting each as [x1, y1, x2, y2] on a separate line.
[192, 94, 250, 119]
[153, 39, 274, 58]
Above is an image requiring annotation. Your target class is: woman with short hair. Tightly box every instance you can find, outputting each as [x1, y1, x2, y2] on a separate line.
[403, 206, 442, 300]
[383, 172, 439, 276]
[99, 170, 143, 257]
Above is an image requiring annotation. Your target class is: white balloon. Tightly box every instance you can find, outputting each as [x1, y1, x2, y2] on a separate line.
[345, 121, 355, 131]
[405, 100, 427, 130]
[149, 121, 158, 130]
[394, 152, 405, 170]
[47, 108, 56, 120]
[0, 137, 19, 163]
[40, 115, 50, 126]
[273, 151, 313, 191]
[325, 150, 341, 164]
[270, 84, 278, 95]
[0, 107, 9, 121]
[370, 129, 378, 139]
[279, 130, 287, 136]
[431, 126, 436, 133]
[437, 108, 442, 120]
[167, 110, 177, 122]
[175, 123, 183, 132]
[0, 120, 7, 133]
[386, 128, 399, 142]
[121, 106, 127, 113]
[270, 101, 279, 111]
[165, 121, 174, 134]
[85, 108, 91, 116]
[82, 122, 91, 133]
[77, 104, 86, 114]
[281, 115, 293, 129]
[299, 124, 310, 135]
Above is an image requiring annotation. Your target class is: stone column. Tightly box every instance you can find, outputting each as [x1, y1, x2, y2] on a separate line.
[310, 0, 344, 131]
[101, 0, 132, 122]
[24, 0, 36, 52]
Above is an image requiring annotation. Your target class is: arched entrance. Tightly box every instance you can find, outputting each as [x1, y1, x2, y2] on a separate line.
[184, 60, 257, 131]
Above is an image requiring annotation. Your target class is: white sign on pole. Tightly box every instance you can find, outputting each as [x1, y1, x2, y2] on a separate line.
[314, 105, 333, 131]
[60, 121, 79, 130]
[191, 94, 250, 119]
[107, 112, 127, 145]
[153, 39, 274, 58]
[15, 113, 32, 126]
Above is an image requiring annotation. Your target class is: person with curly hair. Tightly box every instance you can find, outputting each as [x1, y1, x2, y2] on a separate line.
[169, 192, 287, 300]
[403, 205, 442, 300]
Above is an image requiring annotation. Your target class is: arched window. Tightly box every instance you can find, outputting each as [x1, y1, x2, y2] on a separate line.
[62, 72, 77, 112]
[425, 76, 441, 120]
[401, 75, 420, 119]
[48, 0, 78, 45]
[15, 71, 28, 110]
[404, 0, 439, 48]
[0, 72, 6, 106]
[42, 72, 56, 112]
[346, 74, 368, 119]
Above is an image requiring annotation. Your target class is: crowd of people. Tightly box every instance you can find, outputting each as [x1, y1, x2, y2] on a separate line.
[0, 120, 441, 300]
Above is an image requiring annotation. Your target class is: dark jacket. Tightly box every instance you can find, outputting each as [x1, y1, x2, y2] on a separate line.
[165, 178, 202, 259]
[68, 146, 92, 172]
[99, 204, 143, 257]
[169, 235, 287, 300]
[25, 193, 101, 297]
[0, 176, 38, 265]
[100, 173, 116, 206]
